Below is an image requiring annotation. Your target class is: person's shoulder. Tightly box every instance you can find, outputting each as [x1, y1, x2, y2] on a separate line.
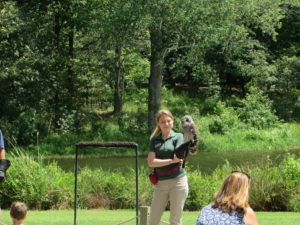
[244, 207, 258, 225]
[171, 130, 183, 138]
[245, 207, 256, 218]
[201, 204, 213, 212]
[149, 135, 162, 148]
[150, 135, 161, 142]
[246, 207, 254, 212]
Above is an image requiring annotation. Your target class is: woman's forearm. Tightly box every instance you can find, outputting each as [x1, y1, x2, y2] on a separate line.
[148, 158, 174, 168]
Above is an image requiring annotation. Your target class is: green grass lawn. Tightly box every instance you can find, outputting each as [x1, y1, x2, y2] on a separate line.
[1, 209, 299, 225]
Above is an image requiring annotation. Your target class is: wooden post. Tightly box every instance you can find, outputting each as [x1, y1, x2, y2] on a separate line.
[140, 206, 150, 225]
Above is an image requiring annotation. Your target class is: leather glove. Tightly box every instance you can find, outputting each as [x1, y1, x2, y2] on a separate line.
[0, 159, 11, 182]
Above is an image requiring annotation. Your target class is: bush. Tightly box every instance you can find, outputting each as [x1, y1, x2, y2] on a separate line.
[280, 155, 300, 211]
[0, 106, 56, 147]
[0, 151, 73, 209]
[0, 153, 299, 211]
[185, 168, 225, 210]
[209, 101, 240, 134]
[237, 88, 279, 129]
[250, 166, 290, 211]
[249, 156, 300, 211]
[2, 107, 39, 146]
[78, 168, 137, 209]
[269, 89, 300, 121]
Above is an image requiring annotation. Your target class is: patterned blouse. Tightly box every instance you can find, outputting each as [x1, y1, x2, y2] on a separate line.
[196, 204, 246, 225]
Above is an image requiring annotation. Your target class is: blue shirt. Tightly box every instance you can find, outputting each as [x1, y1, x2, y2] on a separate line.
[196, 204, 246, 225]
[0, 130, 4, 149]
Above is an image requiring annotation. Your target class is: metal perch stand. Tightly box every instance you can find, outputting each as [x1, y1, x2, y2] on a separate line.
[74, 142, 139, 225]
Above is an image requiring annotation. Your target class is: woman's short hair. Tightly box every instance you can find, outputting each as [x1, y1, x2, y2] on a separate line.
[150, 109, 174, 139]
[10, 201, 28, 220]
[212, 171, 250, 213]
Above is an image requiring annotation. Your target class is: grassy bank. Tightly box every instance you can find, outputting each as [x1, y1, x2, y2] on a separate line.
[199, 122, 300, 152]
[21, 121, 300, 156]
[0, 209, 299, 225]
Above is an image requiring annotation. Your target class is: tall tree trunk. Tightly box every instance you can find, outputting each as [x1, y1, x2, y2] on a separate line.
[67, 22, 75, 109]
[53, 13, 61, 128]
[148, 29, 166, 132]
[54, 14, 61, 51]
[113, 45, 123, 114]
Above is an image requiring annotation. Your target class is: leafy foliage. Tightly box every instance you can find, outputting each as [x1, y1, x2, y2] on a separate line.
[0, 150, 73, 209]
[237, 88, 279, 129]
[0, 0, 300, 147]
[0, 152, 299, 211]
[250, 155, 300, 211]
[209, 101, 240, 134]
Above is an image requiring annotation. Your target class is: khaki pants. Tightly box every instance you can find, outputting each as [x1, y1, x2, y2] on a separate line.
[149, 175, 189, 225]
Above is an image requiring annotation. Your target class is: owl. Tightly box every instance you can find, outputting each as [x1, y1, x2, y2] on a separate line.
[174, 115, 198, 160]
[180, 115, 198, 155]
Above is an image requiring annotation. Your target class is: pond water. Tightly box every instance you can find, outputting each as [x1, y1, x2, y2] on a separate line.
[44, 148, 300, 174]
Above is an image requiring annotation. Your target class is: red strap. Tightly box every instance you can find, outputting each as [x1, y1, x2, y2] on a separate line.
[157, 167, 181, 177]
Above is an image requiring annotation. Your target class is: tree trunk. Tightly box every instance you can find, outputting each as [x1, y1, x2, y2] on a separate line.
[67, 22, 75, 109]
[53, 13, 61, 129]
[113, 45, 124, 114]
[54, 14, 61, 51]
[148, 29, 166, 132]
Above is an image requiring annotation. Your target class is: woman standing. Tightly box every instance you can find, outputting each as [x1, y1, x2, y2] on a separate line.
[0, 129, 5, 159]
[196, 171, 258, 225]
[147, 109, 189, 225]
[0, 129, 9, 181]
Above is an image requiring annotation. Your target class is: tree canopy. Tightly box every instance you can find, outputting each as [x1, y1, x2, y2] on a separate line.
[0, 0, 299, 145]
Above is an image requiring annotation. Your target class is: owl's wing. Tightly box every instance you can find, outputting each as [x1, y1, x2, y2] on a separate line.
[174, 140, 192, 159]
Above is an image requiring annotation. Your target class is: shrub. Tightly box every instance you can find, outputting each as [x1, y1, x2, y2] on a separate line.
[250, 166, 290, 211]
[249, 156, 300, 211]
[279, 155, 300, 211]
[269, 89, 300, 121]
[237, 88, 279, 129]
[209, 101, 240, 134]
[0, 153, 299, 212]
[0, 151, 73, 209]
[185, 170, 223, 210]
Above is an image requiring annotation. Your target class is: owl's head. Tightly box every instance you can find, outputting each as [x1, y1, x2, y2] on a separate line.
[181, 115, 194, 129]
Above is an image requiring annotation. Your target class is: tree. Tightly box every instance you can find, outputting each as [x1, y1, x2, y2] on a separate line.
[84, 0, 146, 117]
[145, 0, 194, 131]
[0, 0, 93, 143]
[164, 0, 299, 100]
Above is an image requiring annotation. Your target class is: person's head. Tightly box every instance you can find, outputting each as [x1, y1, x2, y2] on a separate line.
[150, 109, 174, 139]
[212, 171, 251, 213]
[10, 202, 27, 222]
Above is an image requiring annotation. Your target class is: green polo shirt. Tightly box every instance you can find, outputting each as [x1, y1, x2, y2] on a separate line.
[149, 130, 186, 180]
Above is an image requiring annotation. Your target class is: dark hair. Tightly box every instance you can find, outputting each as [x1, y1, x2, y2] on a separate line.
[10, 202, 28, 220]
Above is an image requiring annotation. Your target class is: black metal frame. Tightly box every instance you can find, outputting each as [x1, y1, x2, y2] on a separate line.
[74, 142, 139, 225]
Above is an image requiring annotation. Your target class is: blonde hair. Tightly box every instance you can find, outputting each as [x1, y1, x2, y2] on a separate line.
[212, 172, 250, 213]
[150, 109, 174, 140]
[10, 202, 27, 220]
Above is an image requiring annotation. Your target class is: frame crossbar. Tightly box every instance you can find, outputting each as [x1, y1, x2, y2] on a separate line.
[74, 142, 139, 225]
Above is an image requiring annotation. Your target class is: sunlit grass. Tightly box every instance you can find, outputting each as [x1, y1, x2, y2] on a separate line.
[0, 209, 299, 225]
[200, 122, 300, 152]
[20, 121, 300, 157]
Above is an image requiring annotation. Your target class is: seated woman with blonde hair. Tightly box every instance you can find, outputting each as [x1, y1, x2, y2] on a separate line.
[196, 171, 258, 225]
